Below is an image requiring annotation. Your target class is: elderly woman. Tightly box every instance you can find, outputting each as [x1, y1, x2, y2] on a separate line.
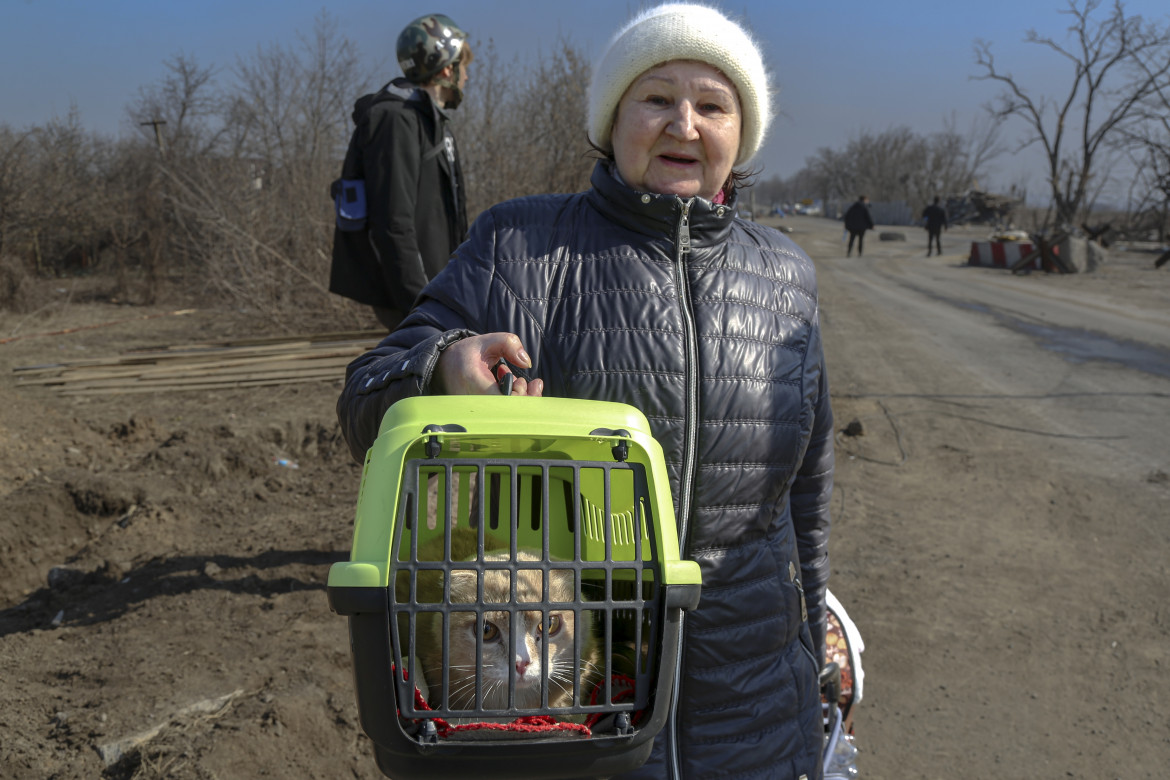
[337, 3, 833, 778]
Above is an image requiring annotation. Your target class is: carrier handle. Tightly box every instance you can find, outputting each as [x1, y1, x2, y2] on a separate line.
[820, 661, 842, 709]
[421, 424, 468, 458]
[589, 427, 631, 462]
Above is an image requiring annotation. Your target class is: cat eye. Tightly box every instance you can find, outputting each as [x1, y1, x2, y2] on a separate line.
[540, 615, 563, 637]
[481, 620, 500, 642]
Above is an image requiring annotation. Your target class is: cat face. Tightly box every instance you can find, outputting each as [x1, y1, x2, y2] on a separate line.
[420, 551, 600, 712]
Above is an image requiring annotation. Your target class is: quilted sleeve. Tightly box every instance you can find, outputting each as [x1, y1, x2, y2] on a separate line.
[335, 209, 501, 461]
[790, 311, 834, 663]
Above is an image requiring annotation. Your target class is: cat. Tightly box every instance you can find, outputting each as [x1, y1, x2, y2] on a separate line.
[400, 528, 601, 714]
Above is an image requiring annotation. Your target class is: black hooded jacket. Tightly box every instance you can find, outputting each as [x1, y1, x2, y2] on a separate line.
[329, 77, 468, 313]
[336, 162, 834, 779]
[843, 200, 874, 233]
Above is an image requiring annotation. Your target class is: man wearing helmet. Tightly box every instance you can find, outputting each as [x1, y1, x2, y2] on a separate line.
[329, 14, 472, 330]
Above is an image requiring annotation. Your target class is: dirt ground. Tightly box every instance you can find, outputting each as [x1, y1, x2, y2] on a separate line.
[1, 216, 1167, 779]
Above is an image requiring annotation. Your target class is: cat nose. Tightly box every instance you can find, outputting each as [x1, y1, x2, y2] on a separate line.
[515, 659, 530, 676]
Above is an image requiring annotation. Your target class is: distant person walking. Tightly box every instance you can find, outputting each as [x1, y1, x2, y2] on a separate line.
[844, 195, 875, 257]
[329, 14, 472, 331]
[922, 196, 948, 257]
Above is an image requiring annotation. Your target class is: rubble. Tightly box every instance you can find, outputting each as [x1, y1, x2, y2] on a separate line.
[947, 190, 1022, 226]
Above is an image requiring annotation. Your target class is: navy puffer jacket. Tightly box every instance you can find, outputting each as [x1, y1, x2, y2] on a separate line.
[337, 162, 834, 780]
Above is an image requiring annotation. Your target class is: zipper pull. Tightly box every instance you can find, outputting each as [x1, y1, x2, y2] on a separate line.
[678, 200, 692, 255]
[790, 561, 808, 623]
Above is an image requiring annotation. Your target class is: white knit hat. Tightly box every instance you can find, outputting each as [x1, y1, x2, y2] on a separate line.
[587, 2, 772, 167]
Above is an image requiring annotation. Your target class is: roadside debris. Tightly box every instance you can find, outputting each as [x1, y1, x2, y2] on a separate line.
[947, 190, 1022, 226]
[96, 689, 246, 767]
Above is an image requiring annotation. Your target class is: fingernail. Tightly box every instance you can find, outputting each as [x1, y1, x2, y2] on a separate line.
[518, 350, 531, 367]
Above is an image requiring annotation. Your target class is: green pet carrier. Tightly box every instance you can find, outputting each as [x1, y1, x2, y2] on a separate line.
[328, 396, 702, 780]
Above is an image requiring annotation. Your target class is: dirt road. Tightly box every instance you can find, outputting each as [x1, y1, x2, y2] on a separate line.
[1, 215, 1167, 779]
[795, 215, 1170, 777]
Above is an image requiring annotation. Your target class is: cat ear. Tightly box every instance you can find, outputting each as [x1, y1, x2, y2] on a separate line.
[447, 569, 479, 604]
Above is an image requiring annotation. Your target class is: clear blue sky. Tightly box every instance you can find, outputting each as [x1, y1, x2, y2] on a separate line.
[4, 0, 1169, 196]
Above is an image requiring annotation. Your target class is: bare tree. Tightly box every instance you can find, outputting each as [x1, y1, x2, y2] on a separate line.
[805, 145, 855, 204]
[162, 11, 364, 320]
[794, 120, 1002, 211]
[1117, 140, 1169, 240]
[941, 111, 1006, 191]
[129, 53, 225, 158]
[1111, 22, 1170, 242]
[973, 0, 1170, 227]
[229, 11, 362, 169]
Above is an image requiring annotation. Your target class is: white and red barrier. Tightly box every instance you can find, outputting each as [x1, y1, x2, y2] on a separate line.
[968, 241, 1058, 271]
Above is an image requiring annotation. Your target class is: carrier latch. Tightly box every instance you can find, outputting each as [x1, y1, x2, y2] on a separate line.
[418, 718, 439, 744]
[590, 427, 632, 462]
[421, 424, 468, 458]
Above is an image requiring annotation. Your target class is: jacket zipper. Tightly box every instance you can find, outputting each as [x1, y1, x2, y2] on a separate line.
[791, 561, 808, 623]
[669, 198, 699, 780]
[791, 562, 818, 668]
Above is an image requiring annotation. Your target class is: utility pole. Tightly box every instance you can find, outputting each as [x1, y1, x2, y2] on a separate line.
[140, 119, 167, 154]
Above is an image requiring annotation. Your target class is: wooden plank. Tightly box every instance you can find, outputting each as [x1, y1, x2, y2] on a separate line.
[128, 329, 383, 352]
[42, 349, 360, 383]
[130, 357, 352, 382]
[58, 364, 344, 389]
[14, 335, 378, 374]
[118, 340, 318, 362]
[14, 332, 379, 394]
[58, 372, 343, 393]
[18, 355, 351, 386]
[42, 360, 352, 391]
[59, 373, 347, 396]
[16, 344, 370, 386]
[10, 363, 76, 377]
[12, 341, 314, 374]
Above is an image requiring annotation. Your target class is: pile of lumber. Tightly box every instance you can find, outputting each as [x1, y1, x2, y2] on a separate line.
[13, 330, 383, 396]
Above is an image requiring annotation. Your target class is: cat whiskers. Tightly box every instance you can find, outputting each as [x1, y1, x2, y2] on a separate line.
[445, 675, 493, 709]
[421, 662, 492, 709]
[548, 662, 587, 694]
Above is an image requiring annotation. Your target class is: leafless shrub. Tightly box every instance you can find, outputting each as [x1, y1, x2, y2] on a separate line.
[148, 12, 367, 323]
[455, 38, 595, 217]
[163, 162, 336, 319]
[0, 126, 35, 264]
[1, 17, 596, 324]
[0, 109, 121, 291]
[88, 139, 163, 302]
[0, 253, 35, 312]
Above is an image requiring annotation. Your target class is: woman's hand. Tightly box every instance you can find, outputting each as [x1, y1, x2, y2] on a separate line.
[434, 333, 544, 396]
